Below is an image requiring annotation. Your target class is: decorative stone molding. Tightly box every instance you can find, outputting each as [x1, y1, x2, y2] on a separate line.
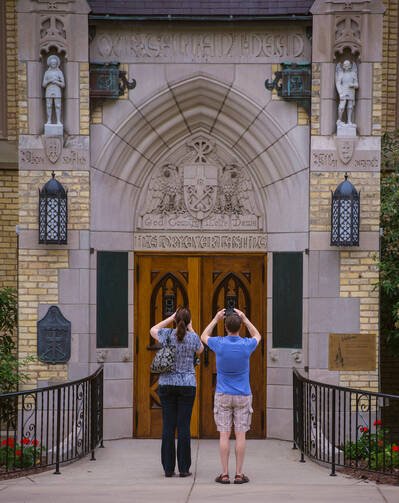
[311, 136, 379, 171]
[96, 349, 108, 362]
[19, 135, 89, 170]
[334, 15, 361, 58]
[310, 0, 385, 15]
[138, 135, 262, 232]
[39, 15, 67, 55]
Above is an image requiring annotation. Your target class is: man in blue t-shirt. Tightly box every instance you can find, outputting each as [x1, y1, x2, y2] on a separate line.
[201, 308, 261, 485]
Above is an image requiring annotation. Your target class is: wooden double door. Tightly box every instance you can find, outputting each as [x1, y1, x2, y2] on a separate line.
[134, 254, 266, 438]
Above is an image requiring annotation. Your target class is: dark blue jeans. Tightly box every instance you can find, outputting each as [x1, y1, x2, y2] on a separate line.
[158, 385, 196, 474]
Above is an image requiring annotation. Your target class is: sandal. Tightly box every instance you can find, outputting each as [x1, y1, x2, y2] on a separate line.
[215, 473, 230, 484]
[234, 473, 249, 484]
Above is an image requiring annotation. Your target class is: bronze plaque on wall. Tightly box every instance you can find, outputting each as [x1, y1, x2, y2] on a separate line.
[329, 334, 377, 371]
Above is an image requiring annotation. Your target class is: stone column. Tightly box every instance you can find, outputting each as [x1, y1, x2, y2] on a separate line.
[16, 0, 91, 388]
[308, 0, 384, 390]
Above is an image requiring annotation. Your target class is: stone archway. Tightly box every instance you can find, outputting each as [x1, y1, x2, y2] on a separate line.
[90, 75, 308, 240]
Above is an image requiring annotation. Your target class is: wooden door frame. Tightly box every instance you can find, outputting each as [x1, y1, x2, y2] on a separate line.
[133, 252, 267, 438]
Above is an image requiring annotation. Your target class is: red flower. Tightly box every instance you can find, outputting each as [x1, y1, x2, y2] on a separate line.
[15, 450, 21, 457]
[6, 438, 15, 446]
[31, 439, 39, 446]
[360, 427, 368, 433]
[22, 438, 30, 445]
[392, 445, 399, 452]
[1, 439, 7, 446]
[373, 419, 382, 426]
[378, 441, 383, 446]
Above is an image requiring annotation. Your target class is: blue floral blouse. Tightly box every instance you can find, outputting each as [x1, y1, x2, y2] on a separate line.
[158, 328, 201, 387]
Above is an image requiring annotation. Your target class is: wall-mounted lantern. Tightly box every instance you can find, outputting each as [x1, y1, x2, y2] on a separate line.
[265, 62, 312, 115]
[39, 171, 67, 244]
[89, 62, 136, 100]
[331, 173, 360, 246]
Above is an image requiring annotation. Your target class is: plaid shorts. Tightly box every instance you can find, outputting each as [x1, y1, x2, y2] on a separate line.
[214, 393, 253, 433]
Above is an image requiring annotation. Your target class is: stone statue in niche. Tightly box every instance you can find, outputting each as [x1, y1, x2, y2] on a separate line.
[43, 55, 65, 136]
[335, 60, 358, 136]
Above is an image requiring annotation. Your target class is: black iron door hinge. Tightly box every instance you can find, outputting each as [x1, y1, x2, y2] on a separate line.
[136, 335, 139, 354]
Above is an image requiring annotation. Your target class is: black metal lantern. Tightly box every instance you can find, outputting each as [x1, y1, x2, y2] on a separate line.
[331, 173, 360, 246]
[39, 171, 67, 244]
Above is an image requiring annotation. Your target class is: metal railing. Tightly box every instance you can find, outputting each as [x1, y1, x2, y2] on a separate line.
[293, 369, 399, 481]
[0, 366, 103, 475]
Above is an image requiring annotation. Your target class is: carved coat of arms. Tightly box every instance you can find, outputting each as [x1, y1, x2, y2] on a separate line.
[183, 165, 218, 220]
[139, 136, 262, 230]
[43, 136, 62, 164]
[335, 137, 355, 165]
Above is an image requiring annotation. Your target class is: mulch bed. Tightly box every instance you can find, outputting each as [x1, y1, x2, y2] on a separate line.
[0, 466, 52, 480]
[337, 463, 399, 486]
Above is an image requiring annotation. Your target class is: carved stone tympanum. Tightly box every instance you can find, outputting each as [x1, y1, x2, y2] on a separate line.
[138, 136, 262, 231]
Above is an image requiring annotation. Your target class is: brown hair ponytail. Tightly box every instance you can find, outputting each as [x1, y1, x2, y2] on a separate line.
[175, 307, 191, 343]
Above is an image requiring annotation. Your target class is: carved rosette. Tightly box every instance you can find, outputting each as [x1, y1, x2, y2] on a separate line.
[138, 136, 262, 231]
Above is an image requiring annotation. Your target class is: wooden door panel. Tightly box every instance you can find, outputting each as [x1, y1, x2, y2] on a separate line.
[135, 255, 201, 438]
[135, 254, 266, 439]
[200, 255, 266, 438]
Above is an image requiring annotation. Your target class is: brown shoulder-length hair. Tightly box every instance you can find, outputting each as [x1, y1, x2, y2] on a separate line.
[175, 307, 191, 343]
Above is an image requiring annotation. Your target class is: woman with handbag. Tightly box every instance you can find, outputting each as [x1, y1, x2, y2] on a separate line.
[150, 307, 203, 478]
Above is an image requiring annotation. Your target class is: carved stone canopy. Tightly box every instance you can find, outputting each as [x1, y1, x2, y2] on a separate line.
[137, 135, 263, 232]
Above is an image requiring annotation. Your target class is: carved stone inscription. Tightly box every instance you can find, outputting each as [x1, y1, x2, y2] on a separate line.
[138, 136, 262, 231]
[91, 26, 309, 63]
[134, 233, 267, 251]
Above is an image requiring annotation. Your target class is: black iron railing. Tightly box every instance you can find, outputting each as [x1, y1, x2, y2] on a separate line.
[0, 366, 103, 475]
[293, 369, 399, 481]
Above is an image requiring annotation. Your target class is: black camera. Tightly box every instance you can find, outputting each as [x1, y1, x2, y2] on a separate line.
[225, 308, 235, 316]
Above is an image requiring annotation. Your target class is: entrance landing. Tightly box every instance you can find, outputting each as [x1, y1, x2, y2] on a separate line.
[1, 439, 398, 502]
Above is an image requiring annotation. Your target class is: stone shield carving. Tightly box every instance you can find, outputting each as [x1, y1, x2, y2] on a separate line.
[183, 164, 218, 220]
[138, 135, 262, 231]
[43, 136, 62, 164]
[335, 137, 355, 164]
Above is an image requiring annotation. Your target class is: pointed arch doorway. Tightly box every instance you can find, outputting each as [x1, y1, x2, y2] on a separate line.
[134, 253, 266, 439]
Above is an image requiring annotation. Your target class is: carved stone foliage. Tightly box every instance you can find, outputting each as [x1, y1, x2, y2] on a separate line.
[40, 15, 67, 55]
[138, 136, 262, 231]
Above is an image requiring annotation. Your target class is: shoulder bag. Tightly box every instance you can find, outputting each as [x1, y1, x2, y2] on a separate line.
[151, 331, 176, 374]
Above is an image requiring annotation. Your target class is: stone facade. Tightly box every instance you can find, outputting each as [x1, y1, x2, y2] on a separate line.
[3, 0, 393, 441]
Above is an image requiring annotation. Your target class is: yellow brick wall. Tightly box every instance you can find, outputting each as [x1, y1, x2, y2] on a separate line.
[18, 170, 90, 385]
[382, 0, 398, 132]
[5, 0, 17, 140]
[80, 62, 90, 135]
[372, 62, 383, 136]
[0, 169, 18, 289]
[18, 62, 28, 135]
[311, 62, 321, 136]
[310, 172, 380, 232]
[339, 251, 379, 391]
